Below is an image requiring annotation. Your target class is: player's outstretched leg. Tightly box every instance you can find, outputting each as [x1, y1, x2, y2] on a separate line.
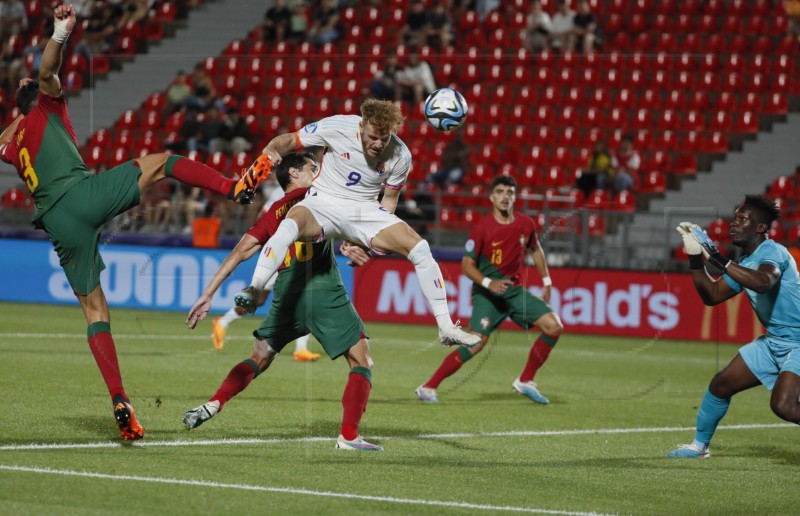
[416, 345, 482, 403]
[184, 358, 262, 429]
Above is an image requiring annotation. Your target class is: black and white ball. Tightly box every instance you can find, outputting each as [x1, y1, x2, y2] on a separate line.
[424, 88, 468, 131]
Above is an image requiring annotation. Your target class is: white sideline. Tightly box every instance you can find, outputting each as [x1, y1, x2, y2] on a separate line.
[0, 464, 605, 516]
[0, 423, 792, 452]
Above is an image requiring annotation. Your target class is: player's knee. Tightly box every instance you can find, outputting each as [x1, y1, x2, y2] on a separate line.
[708, 372, 734, 399]
[770, 392, 800, 423]
[407, 239, 431, 266]
[539, 314, 563, 336]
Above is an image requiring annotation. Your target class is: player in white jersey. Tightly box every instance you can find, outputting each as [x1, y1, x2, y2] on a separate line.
[238, 99, 479, 348]
[211, 175, 319, 361]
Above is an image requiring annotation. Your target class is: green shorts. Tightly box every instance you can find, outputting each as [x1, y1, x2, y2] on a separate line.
[254, 284, 367, 360]
[41, 160, 141, 295]
[469, 285, 553, 336]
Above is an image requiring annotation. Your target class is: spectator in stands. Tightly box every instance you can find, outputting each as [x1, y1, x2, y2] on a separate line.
[0, 0, 28, 38]
[81, 1, 116, 55]
[425, 133, 469, 189]
[523, 0, 552, 52]
[475, 0, 500, 21]
[578, 141, 614, 196]
[401, 0, 430, 48]
[166, 106, 203, 153]
[427, 3, 454, 50]
[396, 51, 436, 106]
[549, 0, 575, 51]
[184, 63, 217, 112]
[613, 134, 639, 193]
[212, 107, 252, 155]
[22, 36, 49, 76]
[308, 0, 341, 46]
[164, 70, 192, 114]
[0, 33, 24, 95]
[197, 106, 223, 152]
[115, 0, 149, 29]
[286, 0, 309, 44]
[573, 0, 598, 54]
[369, 54, 400, 101]
[263, 0, 291, 42]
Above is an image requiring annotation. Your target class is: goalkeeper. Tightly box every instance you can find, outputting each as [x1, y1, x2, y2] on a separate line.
[668, 194, 800, 458]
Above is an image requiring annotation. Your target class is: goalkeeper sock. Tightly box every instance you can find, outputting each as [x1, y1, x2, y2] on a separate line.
[694, 389, 731, 447]
[210, 359, 260, 410]
[424, 347, 472, 389]
[87, 322, 127, 402]
[218, 307, 241, 330]
[407, 240, 453, 330]
[519, 332, 558, 383]
[341, 367, 372, 441]
[164, 155, 234, 197]
[251, 219, 298, 289]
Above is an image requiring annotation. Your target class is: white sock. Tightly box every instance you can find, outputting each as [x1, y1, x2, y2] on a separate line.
[407, 240, 453, 330]
[691, 439, 708, 451]
[218, 307, 240, 329]
[294, 334, 310, 352]
[251, 218, 299, 289]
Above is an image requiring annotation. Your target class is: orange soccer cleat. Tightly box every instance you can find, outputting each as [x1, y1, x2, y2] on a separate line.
[211, 316, 225, 350]
[229, 154, 273, 205]
[114, 401, 145, 442]
[293, 348, 321, 362]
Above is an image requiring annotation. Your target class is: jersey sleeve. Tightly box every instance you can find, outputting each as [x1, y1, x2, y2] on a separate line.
[722, 274, 743, 293]
[464, 223, 483, 261]
[526, 219, 540, 250]
[37, 92, 78, 145]
[245, 212, 276, 245]
[756, 243, 785, 271]
[385, 143, 412, 190]
[295, 116, 341, 149]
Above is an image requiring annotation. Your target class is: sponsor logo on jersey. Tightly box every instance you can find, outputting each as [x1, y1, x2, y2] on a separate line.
[341, 152, 350, 160]
[491, 240, 504, 247]
[480, 316, 490, 330]
[303, 123, 318, 133]
[17, 129, 25, 145]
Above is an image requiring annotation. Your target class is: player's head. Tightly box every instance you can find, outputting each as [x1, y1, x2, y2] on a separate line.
[731, 194, 780, 246]
[16, 78, 39, 115]
[359, 98, 405, 159]
[489, 175, 517, 215]
[275, 151, 317, 191]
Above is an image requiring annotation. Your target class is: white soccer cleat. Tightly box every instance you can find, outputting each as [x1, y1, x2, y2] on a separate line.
[667, 443, 710, 459]
[183, 400, 220, 430]
[512, 378, 550, 405]
[415, 385, 439, 403]
[438, 324, 480, 348]
[335, 434, 383, 451]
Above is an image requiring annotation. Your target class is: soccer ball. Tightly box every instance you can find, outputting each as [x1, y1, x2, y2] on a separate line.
[424, 88, 468, 131]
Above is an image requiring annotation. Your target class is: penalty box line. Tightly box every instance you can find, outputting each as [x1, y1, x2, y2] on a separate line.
[0, 423, 792, 452]
[0, 464, 606, 516]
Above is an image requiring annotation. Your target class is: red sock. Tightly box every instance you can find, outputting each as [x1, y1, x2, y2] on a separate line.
[210, 360, 258, 410]
[88, 331, 127, 402]
[424, 349, 467, 389]
[519, 334, 557, 383]
[341, 371, 371, 440]
[167, 156, 234, 197]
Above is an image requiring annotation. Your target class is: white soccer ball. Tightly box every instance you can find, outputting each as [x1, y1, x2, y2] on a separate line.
[424, 87, 468, 131]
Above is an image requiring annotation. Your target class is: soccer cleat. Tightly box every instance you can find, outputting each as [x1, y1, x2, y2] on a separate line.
[415, 385, 439, 403]
[512, 378, 550, 405]
[211, 317, 225, 350]
[234, 286, 261, 315]
[335, 434, 383, 451]
[667, 443, 710, 459]
[183, 400, 220, 430]
[293, 349, 321, 362]
[229, 154, 273, 205]
[438, 324, 481, 348]
[114, 401, 144, 441]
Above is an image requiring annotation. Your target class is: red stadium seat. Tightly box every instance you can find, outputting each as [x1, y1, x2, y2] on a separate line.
[672, 154, 697, 175]
[612, 190, 637, 213]
[639, 171, 666, 194]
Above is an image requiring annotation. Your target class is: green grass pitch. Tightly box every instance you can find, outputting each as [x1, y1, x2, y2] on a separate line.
[0, 302, 797, 515]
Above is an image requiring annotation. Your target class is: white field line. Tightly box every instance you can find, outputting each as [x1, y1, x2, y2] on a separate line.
[0, 464, 606, 516]
[0, 423, 792, 452]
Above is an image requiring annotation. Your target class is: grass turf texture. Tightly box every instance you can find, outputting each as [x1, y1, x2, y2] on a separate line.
[0, 302, 797, 515]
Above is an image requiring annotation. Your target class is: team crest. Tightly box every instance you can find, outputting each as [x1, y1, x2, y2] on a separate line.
[480, 317, 490, 330]
[465, 239, 475, 253]
[375, 161, 385, 175]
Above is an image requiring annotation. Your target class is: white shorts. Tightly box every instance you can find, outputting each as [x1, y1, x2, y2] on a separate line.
[297, 187, 403, 249]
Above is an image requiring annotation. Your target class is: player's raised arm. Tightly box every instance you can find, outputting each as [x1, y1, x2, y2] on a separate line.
[261, 132, 299, 164]
[677, 222, 738, 306]
[39, 3, 76, 98]
[0, 114, 24, 146]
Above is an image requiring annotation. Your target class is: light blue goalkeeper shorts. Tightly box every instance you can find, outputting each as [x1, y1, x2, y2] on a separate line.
[739, 334, 800, 391]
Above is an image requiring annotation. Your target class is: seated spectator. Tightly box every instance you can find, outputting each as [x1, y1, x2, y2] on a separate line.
[184, 63, 217, 112]
[166, 107, 203, 153]
[115, 0, 149, 29]
[613, 134, 639, 193]
[212, 108, 252, 155]
[197, 106, 223, 152]
[573, 0, 598, 54]
[369, 54, 400, 101]
[524, 0, 552, 52]
[428, 3, 454, 50]
[0, 0, 28, 38]
[426, 134, 469, 188]
[22, 36, 49, 76]
[286, 0, 309, 44]
[396, 51, 436, 105]
[401, 0, 430, 48]
[549, 0, 575, 51]
[80, 1, 116, 55]
[578, 141, 614, 196]
[308, 0, 341, 46]
[0, 33, 24, 95]
[263, 0, 291, 42]
[164, 71, 193, 114]
[475, 0, 500, 21]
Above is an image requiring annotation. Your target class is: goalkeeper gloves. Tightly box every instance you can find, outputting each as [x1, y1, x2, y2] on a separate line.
[679, 222, 731, 272]
[676, 222, 704, 270]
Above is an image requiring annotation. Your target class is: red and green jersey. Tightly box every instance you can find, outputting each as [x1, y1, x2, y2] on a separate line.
[0, 92, 91, 224]
[246, 186, 343, 293]
[464, 211, 539, 287]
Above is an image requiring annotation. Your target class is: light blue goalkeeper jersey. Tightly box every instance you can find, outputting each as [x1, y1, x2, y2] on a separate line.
[723, 239, 800, 340]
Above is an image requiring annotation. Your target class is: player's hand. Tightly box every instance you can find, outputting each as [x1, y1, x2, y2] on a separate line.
[340, 240, 371, 267]
[488, 278, 514, 295]
[186, 294, 212, 329]
[53, 4, 77, 32]
[259, 147, 281, 166]
[541, 285, 552, 303]
[676, 222, 703, 256]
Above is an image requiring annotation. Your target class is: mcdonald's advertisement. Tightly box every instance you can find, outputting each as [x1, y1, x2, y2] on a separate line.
[353, 258, 765, 344]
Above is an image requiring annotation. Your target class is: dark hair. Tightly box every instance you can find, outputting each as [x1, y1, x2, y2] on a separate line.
[16, 80, 40, 114]
[275, 151, 315, 190]
[490, 175, 516, 192]
[741, 194, 780, 228]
